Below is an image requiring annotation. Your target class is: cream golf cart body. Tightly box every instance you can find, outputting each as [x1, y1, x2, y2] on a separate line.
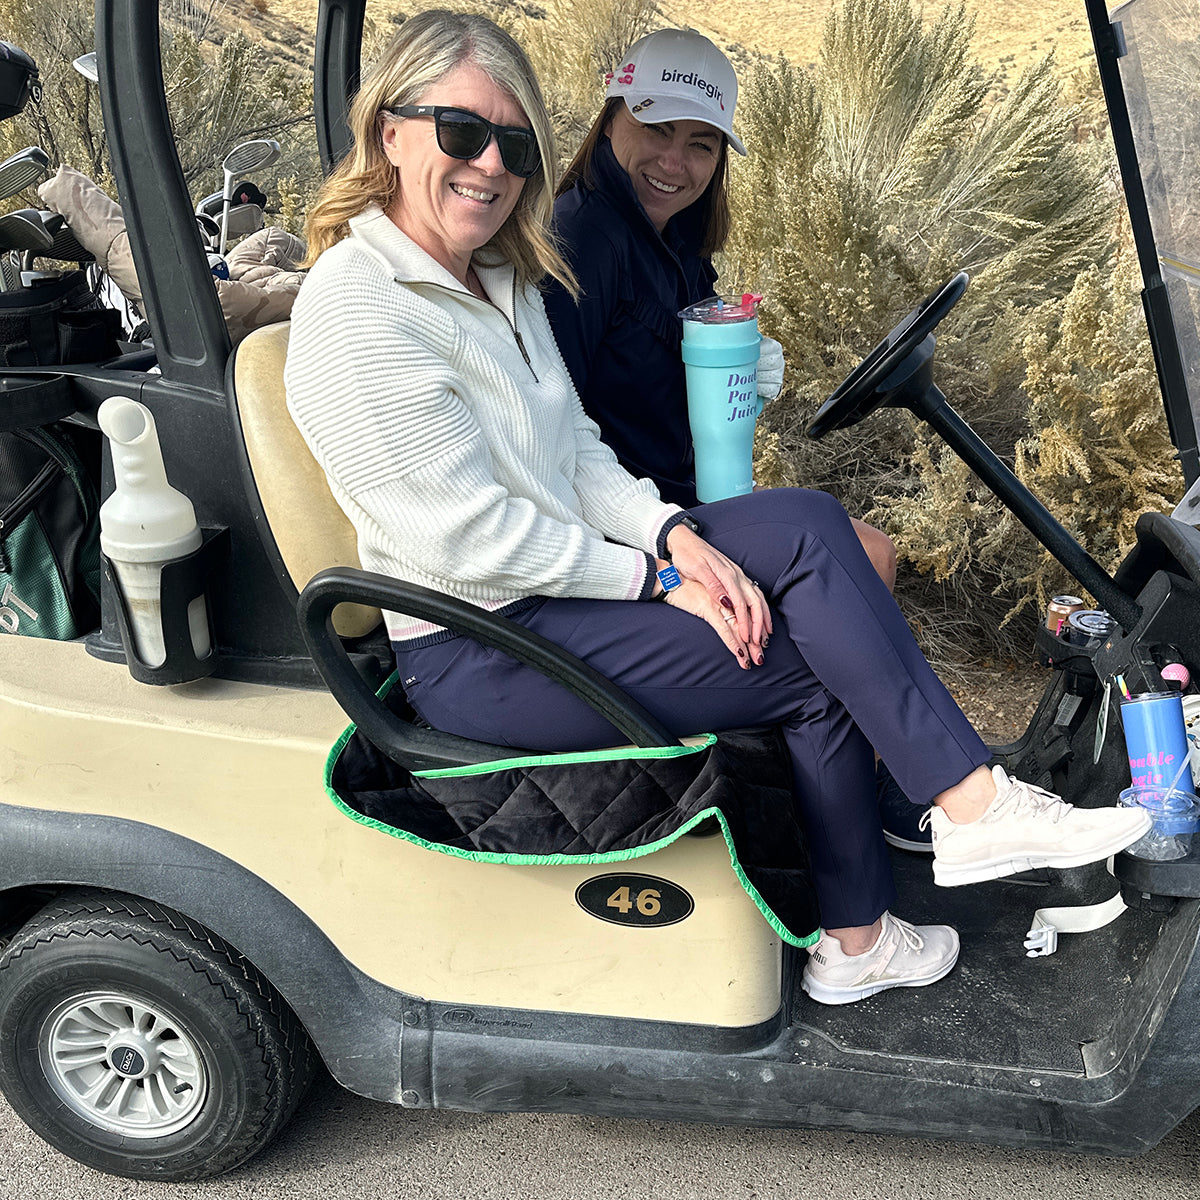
[3, 0, 1200, 1180]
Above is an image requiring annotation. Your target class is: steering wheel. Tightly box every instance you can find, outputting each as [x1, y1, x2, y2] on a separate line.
[807, 272, 969, 438]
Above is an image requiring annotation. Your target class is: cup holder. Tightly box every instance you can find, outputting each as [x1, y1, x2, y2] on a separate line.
[0, 374, 73, 432]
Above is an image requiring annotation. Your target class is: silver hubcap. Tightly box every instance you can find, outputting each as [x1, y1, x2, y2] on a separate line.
[40, 992, 208, 1137]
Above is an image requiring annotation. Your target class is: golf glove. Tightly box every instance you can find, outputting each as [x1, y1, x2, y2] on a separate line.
[757, 336, 784, 401]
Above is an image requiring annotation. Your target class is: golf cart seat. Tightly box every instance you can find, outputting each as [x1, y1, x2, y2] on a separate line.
[224, 318, 802, 1029]
[230, 320, 379, 639]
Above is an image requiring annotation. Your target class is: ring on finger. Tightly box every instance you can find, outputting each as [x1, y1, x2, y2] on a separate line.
[723, 614, 737, 624]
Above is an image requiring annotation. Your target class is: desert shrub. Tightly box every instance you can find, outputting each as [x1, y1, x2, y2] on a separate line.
[516, 0, 657, 168]
[874, 252, 1182, 637]
[719, 0, 1119, 660]
[1012, 255, 1182, 608]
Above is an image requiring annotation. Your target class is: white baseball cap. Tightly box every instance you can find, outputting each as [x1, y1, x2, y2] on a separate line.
[604, 29, 746, 156]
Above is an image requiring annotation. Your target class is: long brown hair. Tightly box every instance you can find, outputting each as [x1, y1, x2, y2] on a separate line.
[303, 9, 575, 294]
[557, 98, 731, 257]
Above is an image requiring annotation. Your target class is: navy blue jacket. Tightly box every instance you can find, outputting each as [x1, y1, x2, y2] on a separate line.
[544, 136, 717, 508]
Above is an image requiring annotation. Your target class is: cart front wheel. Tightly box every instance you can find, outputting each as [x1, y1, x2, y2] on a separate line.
[0, 891, 315, 1181]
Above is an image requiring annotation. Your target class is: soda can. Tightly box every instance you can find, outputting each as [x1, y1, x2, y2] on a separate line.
[1066, 609, 1115, 647]
[1046, 594, 1085, 634]
[1121, 691, 1195, 794]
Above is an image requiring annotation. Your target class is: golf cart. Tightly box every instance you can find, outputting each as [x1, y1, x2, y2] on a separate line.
[3, 0, 1200, 1180]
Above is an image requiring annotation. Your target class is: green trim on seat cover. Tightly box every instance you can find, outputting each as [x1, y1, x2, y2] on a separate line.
[413, 735, 715, 778]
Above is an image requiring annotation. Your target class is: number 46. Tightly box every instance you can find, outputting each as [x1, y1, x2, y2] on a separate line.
[606, 885, 661, 917]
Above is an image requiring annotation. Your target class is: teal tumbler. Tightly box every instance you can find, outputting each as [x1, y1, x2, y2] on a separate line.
[680, 295, 762, 502]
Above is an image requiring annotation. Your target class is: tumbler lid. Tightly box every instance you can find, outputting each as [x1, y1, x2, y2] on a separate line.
[679, 293, 761, 323]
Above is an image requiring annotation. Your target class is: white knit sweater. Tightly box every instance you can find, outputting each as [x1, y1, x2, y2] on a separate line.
[285, 205, 683, 645]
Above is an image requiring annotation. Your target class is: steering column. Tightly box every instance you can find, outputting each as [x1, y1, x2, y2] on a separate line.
[807, 273, 1142, 632]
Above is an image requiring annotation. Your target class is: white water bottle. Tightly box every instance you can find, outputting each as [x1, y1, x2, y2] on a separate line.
[98, 396, 211, 669]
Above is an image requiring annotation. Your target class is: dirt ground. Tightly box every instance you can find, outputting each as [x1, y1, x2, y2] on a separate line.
[658, 0, 1095, 77]
[943, 659, 1048, 744]
[264, 0, 1097, 79]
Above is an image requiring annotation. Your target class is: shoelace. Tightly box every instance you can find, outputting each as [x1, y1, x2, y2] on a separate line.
[992, 775, 1071, 824]
[885, 913, 924, 954]
[917, 776, 1070, 832]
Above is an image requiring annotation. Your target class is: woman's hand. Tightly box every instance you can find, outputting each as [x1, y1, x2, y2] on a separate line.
[661, 578, 760, 669]
[661, 525, 772, 662]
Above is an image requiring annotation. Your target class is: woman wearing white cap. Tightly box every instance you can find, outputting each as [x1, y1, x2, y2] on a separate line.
[545, 29, 897, 573]
[543, 29, 929, 845]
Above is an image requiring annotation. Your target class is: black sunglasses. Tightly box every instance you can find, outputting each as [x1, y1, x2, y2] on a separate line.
[389, 105, 541, 179]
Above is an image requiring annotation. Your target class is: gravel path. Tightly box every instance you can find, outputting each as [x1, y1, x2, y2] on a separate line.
[4, 1072, 1200, 1199]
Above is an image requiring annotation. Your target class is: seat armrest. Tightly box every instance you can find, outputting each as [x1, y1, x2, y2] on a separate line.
[297, 567, 681, 771]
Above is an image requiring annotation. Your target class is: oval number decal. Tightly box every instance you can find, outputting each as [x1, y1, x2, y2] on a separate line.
[575, 873, 694, 928]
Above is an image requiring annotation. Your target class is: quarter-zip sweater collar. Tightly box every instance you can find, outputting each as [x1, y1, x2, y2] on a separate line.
[349, 205, 536, 376]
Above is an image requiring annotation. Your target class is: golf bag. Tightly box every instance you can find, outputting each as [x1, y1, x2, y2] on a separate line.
[0, 270, 121, 367]
[0, 421, 100, 639]
[0, 42, 39, 120]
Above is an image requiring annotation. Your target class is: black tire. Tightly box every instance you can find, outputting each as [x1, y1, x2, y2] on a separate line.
[0, 890, 316, 1181]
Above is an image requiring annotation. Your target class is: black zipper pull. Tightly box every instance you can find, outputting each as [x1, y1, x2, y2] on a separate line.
[513, 329, 532, 368]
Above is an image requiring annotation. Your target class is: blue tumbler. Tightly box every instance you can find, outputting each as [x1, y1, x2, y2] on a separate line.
[680, 295, 762, 502]
[1121, 690, 1195, 794]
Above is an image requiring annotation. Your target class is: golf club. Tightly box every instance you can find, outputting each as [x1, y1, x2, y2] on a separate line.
[195, 212, 221, 252]
[196, 189, 266, 243]
[71, 51, 98, 83]
[0, 207, 53, 253]
[218, 138, 279, 255]
[18, 213, 94, 272]
[0, 145, 50, 203]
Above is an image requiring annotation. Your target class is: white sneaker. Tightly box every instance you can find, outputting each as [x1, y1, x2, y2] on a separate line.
[800, 911, 960, 1005]
[925, 765, 1153, 887]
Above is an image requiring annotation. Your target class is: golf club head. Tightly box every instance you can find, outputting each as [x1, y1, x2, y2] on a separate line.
[72, 51, 98, 83]
[0, 146, 50, 204]
[219, 140, 280, 255]
[230, 180, 268, 209]
[223, 203, 264, 241]
[196, 191, 224, 219]
[0, 208, 53, 253]
[221, 139, 281, 180]
[195, 212, 220, 251]
[0, 252, 20, 291]
[20, 268, 63, 287]
[22, 213, 93, 266]
[199, 183, 266, 218]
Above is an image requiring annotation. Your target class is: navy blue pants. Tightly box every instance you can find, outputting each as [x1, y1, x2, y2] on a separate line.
[396, 489, 990, 929]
